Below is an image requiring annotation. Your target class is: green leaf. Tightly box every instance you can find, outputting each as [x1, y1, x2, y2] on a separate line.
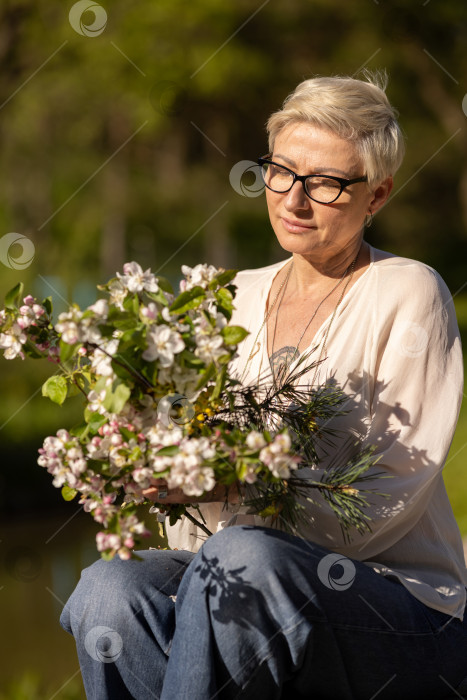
[85, 411, 107, 431]
[119, 426, 136, 442]
[179, 349, 204, 369]
[212, 365, 227, 400]
[258, 504, 278, 518]
[42, 296, 53, 316]
[69, 422, 89, 438]
[107, 306, 131, 323]
[216, 287, 233, 304]
[61, 485, 78, 501]
[170, 286, 206, 314]
[4, 283, 24, 310]
[236, 460, 248, 480]
[23, 340, 45, 359]
[42, 376, 68, 405]
[110, 360, 136, 383]
[155, 445, 180, 456]
[221, 325, 249, 345]
[144, 289, 169, 306]
[86, 459, 108, 475]
[156, 276, 174, 295]
[213, 269, 237, 287]
[123, 294, 140, 315]
[217, 353, 232, 365]
[59, 339, 79, 363]
[195, 361, 216, 391]
[113, 382, 131, 413]
[100, 550, 116, 561]
[104, 382, 131, 414]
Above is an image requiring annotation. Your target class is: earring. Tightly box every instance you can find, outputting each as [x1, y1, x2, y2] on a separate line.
[364, 210, 373, 228]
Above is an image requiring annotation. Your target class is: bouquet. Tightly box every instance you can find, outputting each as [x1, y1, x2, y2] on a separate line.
[0, 262, 387, 560]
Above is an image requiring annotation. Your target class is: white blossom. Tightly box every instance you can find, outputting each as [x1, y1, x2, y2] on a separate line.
[141, 302, 159, 321]
[56, 309, 102, 345]
[259, 433, 297, 479]
[181, 263, 218, 291]
[108, 279, 127, 310]
[143, 326, 184, 366]
[157, 364, 200, 399]
[87, 389, 108, 414]
[0, 323, 27, 359]
[195, 335, 225, 363]
[117, 262, 159, 294]
[88, 299, 109, 319]
[165, 437, 216, 496]
[143, 423, 183, 446]
[91, 339, 119, 377]
[246, 431, 267, 450]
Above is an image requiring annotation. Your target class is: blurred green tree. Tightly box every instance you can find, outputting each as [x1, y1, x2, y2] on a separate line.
[0, 0, 465, 469]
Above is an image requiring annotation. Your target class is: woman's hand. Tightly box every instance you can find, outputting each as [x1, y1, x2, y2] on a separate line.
[142, 479, 242, 505]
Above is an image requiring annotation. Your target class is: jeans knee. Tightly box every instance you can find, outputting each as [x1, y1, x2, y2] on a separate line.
[61, 550, 193, 638]
[199, 525, 315, 573]
[60, 557, 128, 633]
[194, 526, 337, 606]
[198, 526, 263, 575]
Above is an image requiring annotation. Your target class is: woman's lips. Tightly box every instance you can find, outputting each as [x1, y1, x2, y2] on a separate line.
[281, 217, 316, 234]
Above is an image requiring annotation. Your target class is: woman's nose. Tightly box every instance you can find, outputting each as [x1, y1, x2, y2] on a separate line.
[284, 180, 311, 212]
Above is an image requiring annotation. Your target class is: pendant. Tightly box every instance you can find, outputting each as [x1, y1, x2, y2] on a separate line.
[249, 341, 260, 359]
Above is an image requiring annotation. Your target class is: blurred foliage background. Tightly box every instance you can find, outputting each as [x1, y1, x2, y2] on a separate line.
[0, 0, 466, 696]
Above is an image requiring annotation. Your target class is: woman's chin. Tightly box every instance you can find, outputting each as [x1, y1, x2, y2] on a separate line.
[275, 233, 324, 256]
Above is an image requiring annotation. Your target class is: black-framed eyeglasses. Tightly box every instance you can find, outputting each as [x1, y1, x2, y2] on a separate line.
[257, 155, 368, 204]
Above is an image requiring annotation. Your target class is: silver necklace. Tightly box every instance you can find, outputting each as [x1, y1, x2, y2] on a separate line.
[270, 255, 358, 381]
[239, 260, 294, 384]
[239, 255, 358, 386]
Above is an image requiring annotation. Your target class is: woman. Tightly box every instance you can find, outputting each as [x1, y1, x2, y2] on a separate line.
[61, 74, 467, 699]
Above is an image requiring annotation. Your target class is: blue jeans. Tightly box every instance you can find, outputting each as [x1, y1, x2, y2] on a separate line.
[60, 526, 467, 699]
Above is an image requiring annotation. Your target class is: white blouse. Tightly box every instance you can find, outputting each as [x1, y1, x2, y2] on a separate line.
[166, 245, 467, 620]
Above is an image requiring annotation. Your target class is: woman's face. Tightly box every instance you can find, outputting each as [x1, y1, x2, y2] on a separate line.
[265, 122, 392, 264]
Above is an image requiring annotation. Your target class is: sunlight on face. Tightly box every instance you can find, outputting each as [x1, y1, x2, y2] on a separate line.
[265, 123, 375, 263]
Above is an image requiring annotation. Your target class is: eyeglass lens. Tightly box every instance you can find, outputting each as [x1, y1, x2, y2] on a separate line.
[261, 163, 343, 204]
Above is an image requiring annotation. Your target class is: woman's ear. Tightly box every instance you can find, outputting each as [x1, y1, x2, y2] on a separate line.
[369, 176, 393, 215]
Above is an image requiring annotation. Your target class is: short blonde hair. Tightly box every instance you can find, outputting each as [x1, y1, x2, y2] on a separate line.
[267, 72, 405, 187]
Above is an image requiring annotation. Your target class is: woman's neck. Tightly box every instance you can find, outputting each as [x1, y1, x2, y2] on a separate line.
[289, 239, 368, 295]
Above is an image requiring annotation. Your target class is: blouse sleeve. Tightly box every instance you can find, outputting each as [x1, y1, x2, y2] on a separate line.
[300, 262, 464, 560]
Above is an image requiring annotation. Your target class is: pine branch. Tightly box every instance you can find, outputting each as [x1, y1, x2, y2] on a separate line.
[182, 509, 213, 538]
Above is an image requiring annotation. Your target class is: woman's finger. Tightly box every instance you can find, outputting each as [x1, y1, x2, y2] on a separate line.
[142, 485, 168, 501]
